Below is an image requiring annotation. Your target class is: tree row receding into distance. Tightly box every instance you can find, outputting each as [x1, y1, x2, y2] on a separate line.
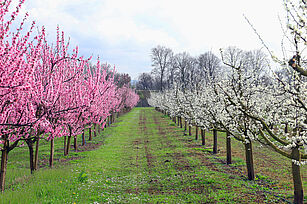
[147, 0, 306, 203]
[0, 0, 139, 193]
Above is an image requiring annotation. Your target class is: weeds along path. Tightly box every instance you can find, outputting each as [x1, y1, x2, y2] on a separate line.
[0, 108, 293, 203]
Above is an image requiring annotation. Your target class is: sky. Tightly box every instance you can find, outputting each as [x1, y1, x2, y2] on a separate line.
[20, 0, 286, 79]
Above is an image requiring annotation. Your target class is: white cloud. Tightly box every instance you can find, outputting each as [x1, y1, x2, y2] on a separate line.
[21, 0, 287, 78]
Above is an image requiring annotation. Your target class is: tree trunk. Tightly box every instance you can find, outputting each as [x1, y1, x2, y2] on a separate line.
[74, 136, 77, 152]
[213, 129, 218, 154]
[0, 143, 8, 193]
[63, 136, 67, 156]
[244, 139, 255, 181]
[195, 126, 198, 140]
[226, 132, 232, 165]
[285, 123, 288, 133]
[160, 75, 163, 91]
[49, 139, 54, 168]
[97, 122, 101, 134]
[82, 130, 86, 146]
[34, 137, 40, 171]
[189, 125, 192, 136]
[107, 116, 110, 127]
[89, 127, 92, 141]
[94, 124, 97, 137]
[201, 129, 205, 146]
[103, 120, 106, 130]
[180, 117, 183, 128]
[26, 140, 35, 174]
[291, 147, 304, 204]
[66, 136, 71, 156]
[184, 121, 187, 131]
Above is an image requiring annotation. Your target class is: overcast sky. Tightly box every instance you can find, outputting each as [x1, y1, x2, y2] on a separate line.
[22, 0, 286, 79]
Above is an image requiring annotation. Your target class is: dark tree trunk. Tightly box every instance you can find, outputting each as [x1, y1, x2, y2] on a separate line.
[89, 127, 92, 141]
[94, 124, 97, 137]
[195, 126, 198, 140]
[291, 147, 303, 204]
[82, 130, 85, 146]
[26, 140, 35, 174]
[0, 141, 9, 193]
[0, 139, 18, 192]
[189, 125, 192, 136]
[285, 123, 288, 133]
[66, 136, 71, 156]
[244, 138, 255, 181]
[180, 117, 183, 128]
[63, 136, 67, 156]
[74, 136, 77, 152]
[184, 121, 187, 131]
[201, 129, 205, 146]
[226, 132, 232, 164]
[213, 129, 218, 154]
[49, 139, 54, 168]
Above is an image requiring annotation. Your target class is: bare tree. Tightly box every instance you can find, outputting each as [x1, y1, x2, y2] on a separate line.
[136, 73, 154, 90]
[198, 51, 221, 83]
[172, 52, 194, 90]
[186, 57, 200, 89]
[151, 45, 173, 91]
[165, 56, 176, 89]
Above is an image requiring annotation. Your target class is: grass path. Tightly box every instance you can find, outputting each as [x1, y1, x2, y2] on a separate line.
[0, 107, 304, 203]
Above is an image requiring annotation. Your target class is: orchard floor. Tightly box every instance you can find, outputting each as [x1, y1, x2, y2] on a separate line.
[0, 107, 306, 203]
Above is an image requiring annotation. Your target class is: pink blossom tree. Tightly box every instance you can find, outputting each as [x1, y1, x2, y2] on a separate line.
[0, 0, 45, 192]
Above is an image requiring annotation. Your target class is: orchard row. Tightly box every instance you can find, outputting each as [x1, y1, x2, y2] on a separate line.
[0, 0, 139, 192]
[148, 1, 306, 203]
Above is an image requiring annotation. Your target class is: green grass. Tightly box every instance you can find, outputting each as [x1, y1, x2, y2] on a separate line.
[0, 107, 305, 203]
